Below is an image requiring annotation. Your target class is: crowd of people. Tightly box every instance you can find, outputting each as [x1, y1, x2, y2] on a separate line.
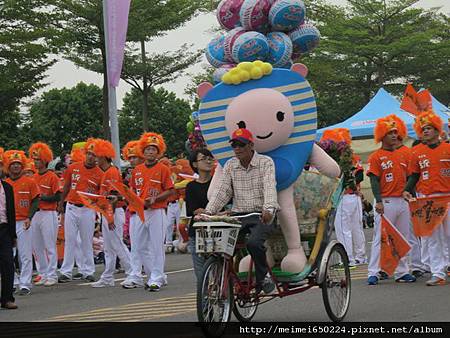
[328, 111, 449, 287]
[0, 108, 448, 311]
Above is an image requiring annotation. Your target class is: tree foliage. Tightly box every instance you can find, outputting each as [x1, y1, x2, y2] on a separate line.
[302, 0, 450, 128]
[119, 88, 192, 157]
[0, 0, 58, 116]
[24, 83, 103, 156]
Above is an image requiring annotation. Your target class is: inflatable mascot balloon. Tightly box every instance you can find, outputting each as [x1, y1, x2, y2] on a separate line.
[196, 60, 339, 273]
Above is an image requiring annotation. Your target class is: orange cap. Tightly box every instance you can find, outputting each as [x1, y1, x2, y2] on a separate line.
[374, 115, 407, 143]
[29, 142, 53, 163]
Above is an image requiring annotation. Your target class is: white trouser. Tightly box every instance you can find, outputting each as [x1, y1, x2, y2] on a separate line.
[417, 193, 449, 280]
[165, 202, 180, 245]
[334, 194, 366, 264]
[407, 220, 429, 272]
[368, 197, 411, 279]
[135, 208, 166, 287]
[60, 203, 95, 278]
[127, 213, 144, 284]
[100, 208, 131, 283]
[16, 220, 33, 290]
[32, 210, 58, 281]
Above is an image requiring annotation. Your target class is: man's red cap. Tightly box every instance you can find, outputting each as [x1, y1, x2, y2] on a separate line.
[229, 128, 254, 144]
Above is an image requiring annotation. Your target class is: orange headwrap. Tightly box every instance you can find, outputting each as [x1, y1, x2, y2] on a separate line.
[23, 158, 36, 173]
[3, 150, 27, 169]
[122, 140, 141, 160]
[93, 139, 116, 159]
[84, 138, 98, 155]
[139, 132, 167, 157]
[0, 147, 4, 163]
[320, 128, 352, 145]
[70, 148, 86, 163]
[413, 110, 443, 137]
[374, 114, 407, 143]
[29, 142, 53, 163]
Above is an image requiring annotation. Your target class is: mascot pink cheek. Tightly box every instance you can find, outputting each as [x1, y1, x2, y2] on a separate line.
[224, 88, 294, 153]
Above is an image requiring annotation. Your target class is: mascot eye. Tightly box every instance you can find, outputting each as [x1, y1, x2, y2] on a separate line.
[276, 111, 285, 122]
[237, 121, 246, 129]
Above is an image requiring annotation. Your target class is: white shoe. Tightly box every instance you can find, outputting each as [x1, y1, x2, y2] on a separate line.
[34, 278, 46, 286]
[91, 280, 114, 288]
[44, 279, 57, 287]
[121, 280, 144, 289]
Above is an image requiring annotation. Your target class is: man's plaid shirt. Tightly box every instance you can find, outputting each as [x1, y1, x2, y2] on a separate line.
[206, 152, 279, 214]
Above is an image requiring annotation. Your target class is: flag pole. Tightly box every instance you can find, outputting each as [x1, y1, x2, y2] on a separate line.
[103, 0, 121, 169]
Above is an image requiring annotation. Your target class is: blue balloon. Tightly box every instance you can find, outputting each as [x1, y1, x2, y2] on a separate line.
[231, 31, 269, 63]
[269, 0, 306, 32]
[266, 32, 293, 67]
[289, 23, 320, 54]
[205, 35, 228, 68]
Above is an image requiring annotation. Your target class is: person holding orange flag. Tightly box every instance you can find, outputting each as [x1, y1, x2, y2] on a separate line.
[366, 115, 416, 285]
[122, 133, 175, 291]
[90, 139, 132, 288]
[58, 139, 104, 283]
[403, 111, 450, 286]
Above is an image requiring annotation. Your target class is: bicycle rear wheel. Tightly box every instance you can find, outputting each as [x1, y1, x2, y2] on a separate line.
[197, 256, 233, 337]
[321, 242, 351, 322]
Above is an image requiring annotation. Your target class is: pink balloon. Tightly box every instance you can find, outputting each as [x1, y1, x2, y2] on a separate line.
[217, 0, 245, 30]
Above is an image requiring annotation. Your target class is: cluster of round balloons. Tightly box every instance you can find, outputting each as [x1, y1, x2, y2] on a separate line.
[207, 0, 320, 83]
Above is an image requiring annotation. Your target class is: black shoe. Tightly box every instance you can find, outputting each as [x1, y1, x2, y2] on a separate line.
[412, 270, 425, 278]
[73, 272, 83, 280]
[17, 288, 31, 296]
[378, 271, 389, 280]
[255, 275, 275, 295]
[84, 275, 95, 282]
[58, 274, 71, 283]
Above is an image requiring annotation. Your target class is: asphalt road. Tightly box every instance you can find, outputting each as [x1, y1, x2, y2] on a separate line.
[1, 228, 449, 323]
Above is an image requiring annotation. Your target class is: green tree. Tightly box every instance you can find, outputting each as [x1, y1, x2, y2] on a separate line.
[119, 88, 192, 157]
[0, 109, 22, 149]
[25, 83, 103, 155]
[0, 0, 58, 117]
[51, 0, 210, 138]
[300, 0, 449, 127]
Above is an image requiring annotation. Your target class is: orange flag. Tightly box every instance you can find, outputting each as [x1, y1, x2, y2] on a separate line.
[401, 83, 419, 116]
[416, 89, 432, 111]
[111, 182, 145, 222]
[409, 195, 450, 237]
[77, 192, 114, 224]
[380, 215, 411, 276]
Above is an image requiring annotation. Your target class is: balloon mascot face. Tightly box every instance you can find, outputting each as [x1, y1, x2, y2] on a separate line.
[197, 61, 317, 191]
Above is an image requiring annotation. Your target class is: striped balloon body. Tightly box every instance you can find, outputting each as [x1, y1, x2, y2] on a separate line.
[269, 0, 306, 32]
[289, 23, 320, 54]
[198, 68, 317, 191]
[266, 32, 293, 67]
[206, 35, 228, 68]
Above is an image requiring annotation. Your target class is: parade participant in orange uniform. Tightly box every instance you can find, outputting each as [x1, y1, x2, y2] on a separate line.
[403, 111, 450, 286]
[29, 142, 61, 287]
[323, 128, 367, 266]
[123, 133, 175, 292]
[91, 139, 132, 288]
[395, 127, 430, 277]
[121, 140, 146, 289]
[4, 150, 40, 295]
[58, 139, 104, 283]
[366, 115, 416, 285]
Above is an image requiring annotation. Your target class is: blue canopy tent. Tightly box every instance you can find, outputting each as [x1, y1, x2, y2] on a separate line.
[316, 88, 418, 140]
[316, 88, 449, 140]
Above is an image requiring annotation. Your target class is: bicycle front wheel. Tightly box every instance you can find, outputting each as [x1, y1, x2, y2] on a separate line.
[197, 256, 233, 336]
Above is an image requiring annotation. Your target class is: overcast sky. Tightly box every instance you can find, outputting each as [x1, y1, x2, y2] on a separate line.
[41, 0, 449, 108]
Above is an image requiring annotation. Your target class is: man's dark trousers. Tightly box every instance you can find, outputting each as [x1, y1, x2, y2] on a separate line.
[240, 214, 275, 286]
[0, 225, 15, 306]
